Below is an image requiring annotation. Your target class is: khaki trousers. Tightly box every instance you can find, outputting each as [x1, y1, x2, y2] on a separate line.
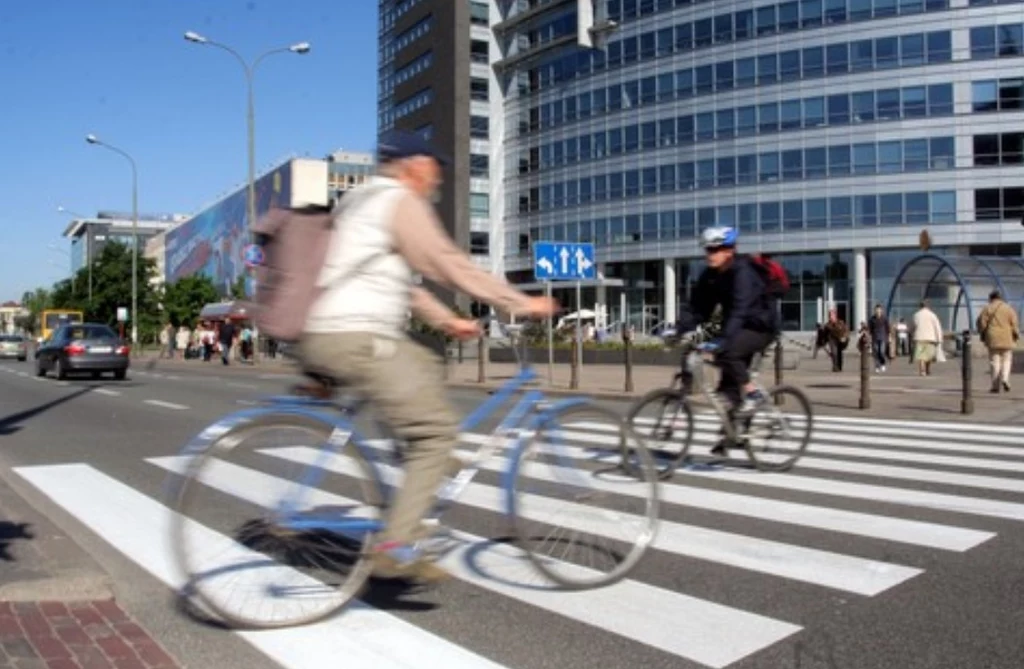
[989, 349, 1013, 388]
[299, 332, 457, 545]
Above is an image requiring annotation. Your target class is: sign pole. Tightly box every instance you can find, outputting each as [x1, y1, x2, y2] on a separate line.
[575, 280, 583, 377]
[546, 280, 553, 385]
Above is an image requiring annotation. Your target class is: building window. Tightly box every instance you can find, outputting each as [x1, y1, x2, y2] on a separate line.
[470, 0, 488, 26]
[470, 232, 489, 255]
[470, 154, 489, 178]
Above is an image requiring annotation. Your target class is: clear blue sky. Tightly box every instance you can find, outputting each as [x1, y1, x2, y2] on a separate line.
[0, 0, 379, 302]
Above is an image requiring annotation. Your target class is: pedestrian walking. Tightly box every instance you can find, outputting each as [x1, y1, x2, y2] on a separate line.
[823, 308, 849, 372]
[976, 290, 1020, 393]
[868, 304, 890, 373]
[911, 300, 944, 376]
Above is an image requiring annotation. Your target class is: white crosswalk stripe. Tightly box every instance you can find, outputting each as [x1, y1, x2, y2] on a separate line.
[12, 413, 1024, 669]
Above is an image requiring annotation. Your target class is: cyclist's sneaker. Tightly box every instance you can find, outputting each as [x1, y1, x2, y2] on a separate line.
[710, 439, 730, 457]
[737, 389, 766, 415]
[369, 541, 452, 583]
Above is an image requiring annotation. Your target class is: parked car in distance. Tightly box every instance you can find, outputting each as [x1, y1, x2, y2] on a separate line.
[35, 323, 130, 380]
[0, 334, 28, 361]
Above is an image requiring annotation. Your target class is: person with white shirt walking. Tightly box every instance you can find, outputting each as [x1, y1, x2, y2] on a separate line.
[911, 300, 944, 376]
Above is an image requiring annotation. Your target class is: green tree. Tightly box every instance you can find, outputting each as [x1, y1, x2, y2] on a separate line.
[162, 274, 219, 327]
[52, 242, 161, 340]
[16, 288, 53, 335]
[229, 274, 247, 300]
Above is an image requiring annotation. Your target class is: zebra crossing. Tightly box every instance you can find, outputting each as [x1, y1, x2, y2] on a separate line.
[11, 412, 1024, 669]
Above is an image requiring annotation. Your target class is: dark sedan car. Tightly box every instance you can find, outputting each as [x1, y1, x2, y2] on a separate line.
[35, 323, 130, 380]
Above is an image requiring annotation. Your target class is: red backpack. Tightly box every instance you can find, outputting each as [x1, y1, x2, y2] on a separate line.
[750, 254, 790, 298]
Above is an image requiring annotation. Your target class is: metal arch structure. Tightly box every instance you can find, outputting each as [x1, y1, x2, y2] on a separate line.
[885, 254, 1024, 333]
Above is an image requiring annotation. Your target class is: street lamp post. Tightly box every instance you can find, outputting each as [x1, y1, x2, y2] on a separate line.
[57, 206, 93, 302]
[85, 134, 138, 346]
[183, 31, 310, 272]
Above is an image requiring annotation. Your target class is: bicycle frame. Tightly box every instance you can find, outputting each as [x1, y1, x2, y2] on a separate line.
[680, 344, 771, 443]
[176, 358, 589, 539]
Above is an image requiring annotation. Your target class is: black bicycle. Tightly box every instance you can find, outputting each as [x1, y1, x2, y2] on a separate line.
[621, 327, 813, 478]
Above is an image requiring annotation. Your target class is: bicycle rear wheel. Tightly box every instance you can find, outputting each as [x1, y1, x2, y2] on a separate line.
[509, 403, 659, 590]
[743, 385, 813, 472]
[621, 388, 694, 478]
[168, 411, 385, 629]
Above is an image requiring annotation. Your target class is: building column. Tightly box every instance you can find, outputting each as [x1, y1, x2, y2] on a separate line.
[853, 248, 868, 329]
[663, 258, 677, 326]
[595, 262, 608, 330]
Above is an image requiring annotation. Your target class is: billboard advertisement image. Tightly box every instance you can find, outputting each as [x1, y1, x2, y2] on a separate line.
[164, 161, 293, 295]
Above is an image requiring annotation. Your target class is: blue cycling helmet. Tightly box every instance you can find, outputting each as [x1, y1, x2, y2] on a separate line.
[701, 226, 738, 248]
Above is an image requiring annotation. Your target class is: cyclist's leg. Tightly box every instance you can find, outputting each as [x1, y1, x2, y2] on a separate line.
[299, 332, 457, 581]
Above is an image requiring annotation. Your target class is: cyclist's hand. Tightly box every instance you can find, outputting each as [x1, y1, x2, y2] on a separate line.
[522, 296, 560, 318]
[444, 318, 483, 341]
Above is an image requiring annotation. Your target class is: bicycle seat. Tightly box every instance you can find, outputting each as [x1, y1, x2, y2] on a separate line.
[291, 369, 348, 400]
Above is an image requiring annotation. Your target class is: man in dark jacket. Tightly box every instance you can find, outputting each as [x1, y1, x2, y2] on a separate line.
[678, 226, 779, 452]
[868, 303, 890, 372]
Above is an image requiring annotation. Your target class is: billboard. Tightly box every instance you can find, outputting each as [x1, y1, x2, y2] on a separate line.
[164, 161, 294, 295]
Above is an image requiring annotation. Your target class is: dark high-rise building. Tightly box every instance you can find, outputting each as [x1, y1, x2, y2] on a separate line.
[377, 0, 496, 298]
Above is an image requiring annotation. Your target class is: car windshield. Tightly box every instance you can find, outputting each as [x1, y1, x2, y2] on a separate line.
[67, 326, 118, 340]
[0, 335, 24, 342]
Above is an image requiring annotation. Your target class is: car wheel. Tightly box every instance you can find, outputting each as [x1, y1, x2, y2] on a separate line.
[35, 360, 46, 377]
[17, 357, 26, 363]
[55, 359, 67, 380]
[114, 370, 126, 381]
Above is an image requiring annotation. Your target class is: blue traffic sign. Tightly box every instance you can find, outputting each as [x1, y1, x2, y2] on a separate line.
[533, 241, 596, 281]
[242, 244, 265, 268]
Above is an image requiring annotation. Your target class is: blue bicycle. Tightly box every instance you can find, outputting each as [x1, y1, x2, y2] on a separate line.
[165, 321, 660, 629]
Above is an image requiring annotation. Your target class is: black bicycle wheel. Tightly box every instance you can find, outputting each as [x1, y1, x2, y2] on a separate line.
[622, 388, 694, 478]
[742, 385, 813, 472]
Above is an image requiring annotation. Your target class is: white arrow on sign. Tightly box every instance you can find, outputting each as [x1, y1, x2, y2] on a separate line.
[559, 247, 570, 275]
[536, 257, 554, 275]
[575, 248, 593, 276]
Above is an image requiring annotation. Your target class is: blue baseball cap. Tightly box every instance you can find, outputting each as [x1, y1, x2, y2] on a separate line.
[377, 129, 451, 166]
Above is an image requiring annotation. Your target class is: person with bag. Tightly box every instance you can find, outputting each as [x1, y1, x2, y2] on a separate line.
[281, 129, 557, 583]
[976, 290, 1020, 393]
[823, 308, 849, 372]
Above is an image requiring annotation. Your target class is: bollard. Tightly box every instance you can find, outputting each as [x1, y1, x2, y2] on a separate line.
[477, 335, 486, 383]
[858, 332, 871, 410]
[961, 330, 973, 415]
[442, 336, 450, 381]
[773, 339, 784, 406]
[624, 330, 634, 392]
[458, 340, 463, 364]
[570, 338, 580, 390]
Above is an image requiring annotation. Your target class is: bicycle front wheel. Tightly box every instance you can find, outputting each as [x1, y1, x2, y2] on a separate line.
[509, 403, 660, 590]
[743, 385, 814, 472]
[169, 411, 385, 629]
[622, 388, 694, 478]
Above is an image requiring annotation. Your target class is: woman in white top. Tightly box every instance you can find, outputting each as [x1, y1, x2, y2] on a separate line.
[911, 300, 944, 376]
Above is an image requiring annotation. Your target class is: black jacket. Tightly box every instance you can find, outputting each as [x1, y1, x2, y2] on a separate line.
[680, 256, 779, 343]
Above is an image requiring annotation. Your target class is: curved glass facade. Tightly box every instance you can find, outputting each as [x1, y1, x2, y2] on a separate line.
[498, 0, 1024, 332]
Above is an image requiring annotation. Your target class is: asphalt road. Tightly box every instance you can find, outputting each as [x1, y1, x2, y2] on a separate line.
[1, 357, 1023, 669]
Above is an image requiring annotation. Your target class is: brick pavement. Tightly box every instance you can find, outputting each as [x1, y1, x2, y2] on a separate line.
[0, 601, 180, 669]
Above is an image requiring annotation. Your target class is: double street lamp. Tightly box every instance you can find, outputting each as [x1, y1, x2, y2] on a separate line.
[183, 31, 310, 258]
[85, 134, 138, 345]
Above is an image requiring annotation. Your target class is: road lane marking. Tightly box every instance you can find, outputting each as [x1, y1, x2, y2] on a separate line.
[149, 455, 802, 668]
[453, 434, 992, 551]
[13, 464, 508, 669]
[143, 400, 189, 411]
[226, 382, 258, 390]
[93, 389, 121, 397]
[262, 446, 922, 596]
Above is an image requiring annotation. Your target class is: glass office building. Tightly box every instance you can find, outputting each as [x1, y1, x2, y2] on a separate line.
[494, 0, 1024, 332]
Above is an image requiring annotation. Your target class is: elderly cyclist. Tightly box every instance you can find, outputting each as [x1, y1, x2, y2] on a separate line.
[299, 129, 558, 582]
[678, 226, 780, 455]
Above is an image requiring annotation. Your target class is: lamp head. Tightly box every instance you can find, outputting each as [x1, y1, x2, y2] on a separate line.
[85, 134, 99, 144]
[290, 42, 311, 54]
[184, 31, 208, 44]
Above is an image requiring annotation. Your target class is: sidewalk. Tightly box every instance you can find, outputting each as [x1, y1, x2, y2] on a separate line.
[0, 477, 181, 669]
[446, 349, 1024, 423]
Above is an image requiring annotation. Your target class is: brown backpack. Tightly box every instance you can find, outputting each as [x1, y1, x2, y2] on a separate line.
[246, 183, 396, 343]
